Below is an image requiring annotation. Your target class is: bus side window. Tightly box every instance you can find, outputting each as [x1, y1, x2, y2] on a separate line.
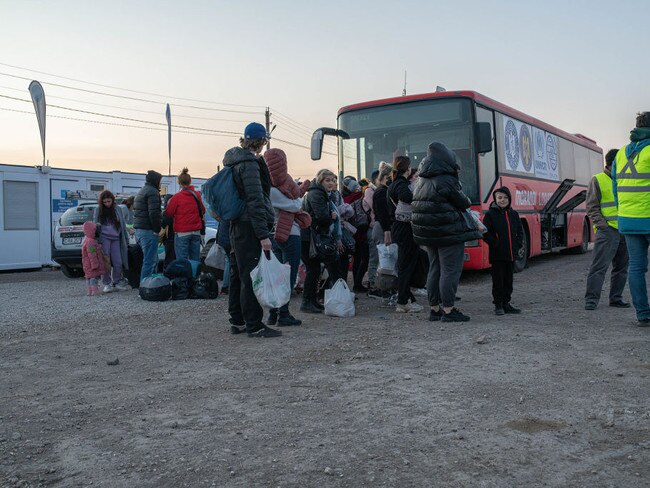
[476, 106, 496, 203]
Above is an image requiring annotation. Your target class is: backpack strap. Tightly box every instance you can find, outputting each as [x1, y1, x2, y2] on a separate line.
[182, 188, 206, 234]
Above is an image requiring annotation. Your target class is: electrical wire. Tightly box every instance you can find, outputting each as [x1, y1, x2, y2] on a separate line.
[0, 106, 238, 137]
[0, 83, 256, 123]
[0, 93, 241, 134]
[0, 72, 261, 114]
[0, 61, 266, 108]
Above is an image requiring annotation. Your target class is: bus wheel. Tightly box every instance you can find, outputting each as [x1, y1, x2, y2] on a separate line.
[571, 220, 590, 254]
[514, 228, 529, 273]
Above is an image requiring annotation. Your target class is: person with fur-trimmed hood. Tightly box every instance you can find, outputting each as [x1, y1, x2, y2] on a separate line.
[482, 186, 524, 315]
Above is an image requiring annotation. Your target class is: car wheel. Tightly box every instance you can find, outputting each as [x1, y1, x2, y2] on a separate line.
[60, 263, 83, 278]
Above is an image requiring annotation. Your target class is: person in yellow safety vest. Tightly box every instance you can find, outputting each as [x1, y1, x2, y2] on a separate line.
[612, 111, 650, 326]
[584, 149, 630, 311]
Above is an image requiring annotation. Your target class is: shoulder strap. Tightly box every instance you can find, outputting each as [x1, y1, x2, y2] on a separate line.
[183, 188, 204, 219]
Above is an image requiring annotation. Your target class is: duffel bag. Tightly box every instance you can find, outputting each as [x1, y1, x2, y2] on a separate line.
[139, 274, 172, 301]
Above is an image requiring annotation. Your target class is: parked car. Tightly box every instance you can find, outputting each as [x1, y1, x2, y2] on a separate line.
[52, 203, 217, 278]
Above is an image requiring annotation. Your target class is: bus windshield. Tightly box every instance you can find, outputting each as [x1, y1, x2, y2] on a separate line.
[338, 98, 478, 202]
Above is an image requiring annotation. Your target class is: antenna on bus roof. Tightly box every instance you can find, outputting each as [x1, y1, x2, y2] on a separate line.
[402, 70, 407, 96]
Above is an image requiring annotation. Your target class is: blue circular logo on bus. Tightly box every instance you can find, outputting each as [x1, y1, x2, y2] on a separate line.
[546, 134, 558, 171]
[504, 120, 519, 170]
[519, 125, 533, 172]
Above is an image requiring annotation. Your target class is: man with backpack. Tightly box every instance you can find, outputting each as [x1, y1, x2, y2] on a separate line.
[222, 123, 282, 338]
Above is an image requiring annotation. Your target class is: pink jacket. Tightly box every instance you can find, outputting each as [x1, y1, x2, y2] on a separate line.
[264, 148, 312, 243]
[81, 221, 107, 279]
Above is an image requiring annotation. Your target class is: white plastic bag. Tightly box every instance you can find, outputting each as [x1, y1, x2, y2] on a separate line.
[467, 209, 488, 233]
[377, 243, 398, 276]
[324, 279, 356, 317]
[205, 243, 226, 270]
[250, 251, 291, 309]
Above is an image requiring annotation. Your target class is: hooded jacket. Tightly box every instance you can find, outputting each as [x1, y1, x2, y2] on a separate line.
[133, 170, 163, 232]
[302, 179, 336, 239]
[264, 148, 311, 243]
[482, 186, 524, 263]
[223, 147, 275, 240]
[411, 142, 482, 247]
[81, 221, 107, 279]
[164, 185, 205, 233]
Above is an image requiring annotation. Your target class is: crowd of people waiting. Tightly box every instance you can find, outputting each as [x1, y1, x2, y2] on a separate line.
[82, 113, 650, 335]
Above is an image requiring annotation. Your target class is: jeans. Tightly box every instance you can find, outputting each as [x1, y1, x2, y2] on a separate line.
[175, 234, 201, 262]
[100, 237, 123, 286]
[624, 234, 650, 320]
[272, 235, 301, 314]
[585, 227, 628, 306]
[135, 229, 159, 282]
[222, 255, 230, 289]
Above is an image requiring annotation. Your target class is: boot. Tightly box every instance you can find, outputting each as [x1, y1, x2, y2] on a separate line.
[503, 303, 521, 314]
[495, 303, 505, 315]
[300, 299, 322, 314]
[89, 285, 99, 296]
[278, 311, 302, 326]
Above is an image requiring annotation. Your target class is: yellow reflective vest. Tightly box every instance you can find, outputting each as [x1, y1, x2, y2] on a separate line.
[594, 171, 618, 231]
[614, 145, 650, 233]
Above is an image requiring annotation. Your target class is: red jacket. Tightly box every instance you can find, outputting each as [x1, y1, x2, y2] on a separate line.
[165, 186, 206, 233]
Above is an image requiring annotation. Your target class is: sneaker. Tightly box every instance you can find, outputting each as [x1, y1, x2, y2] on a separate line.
[412, 288, 428, 297]
[609, 300, 631, 308]
[429, 309, 443, 321]
[248, 326, 282, 338]
[585, 303, 597, 311]
[396, 302, 423, 313]
[353, 284, 368, 293]
[300, 301, 322, 314]
[114, 279, 130, 291]
[503, 303, 521, 314]
[102, 285, 114, 293]
[638, 318, 650, 327]
[495, 306, 505, 316]
[367, 288, 383, 299]
[441, 308, 470, 322]
[278, 314, 302, 326]
[229, 317, 245, 335]
[267, 309, 278, 326]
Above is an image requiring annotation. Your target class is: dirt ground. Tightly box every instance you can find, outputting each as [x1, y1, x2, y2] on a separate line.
[1, 251, 649, 487]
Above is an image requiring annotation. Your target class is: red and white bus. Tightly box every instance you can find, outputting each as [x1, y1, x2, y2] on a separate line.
[311, 90, 603, 271]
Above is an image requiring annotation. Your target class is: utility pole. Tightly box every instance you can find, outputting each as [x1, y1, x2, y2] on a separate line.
[265, 107, 271, 149]
[402, 70, 407, 96]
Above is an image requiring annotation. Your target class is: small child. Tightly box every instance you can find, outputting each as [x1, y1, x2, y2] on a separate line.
[81, 221, 107, 296]
[482, 186, 524, 315]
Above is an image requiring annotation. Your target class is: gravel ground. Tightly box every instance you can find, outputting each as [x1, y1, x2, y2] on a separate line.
[0, 252, 649, 487]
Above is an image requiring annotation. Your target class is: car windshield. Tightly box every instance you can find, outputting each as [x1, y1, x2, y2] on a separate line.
[60, 205, 96, 226]
[338, 98, 478, 202]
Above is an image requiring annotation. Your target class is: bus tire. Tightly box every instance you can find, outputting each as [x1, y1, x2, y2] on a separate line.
[514, 226, 529, 273]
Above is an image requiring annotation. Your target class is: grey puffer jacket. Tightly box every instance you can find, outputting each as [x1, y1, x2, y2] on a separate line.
[92, 205, 129, 271]
[133, 170, 163, 233]
[411, 142, 482, 247]
[223, 147, 275, 240]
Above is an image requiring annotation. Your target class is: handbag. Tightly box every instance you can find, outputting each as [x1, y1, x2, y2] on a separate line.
[183, 188, 206, 235]
[390, 196, 412, 222]
[310, 230, 337, 261]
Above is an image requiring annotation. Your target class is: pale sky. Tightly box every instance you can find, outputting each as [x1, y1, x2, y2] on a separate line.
[0, 0, 648, 181]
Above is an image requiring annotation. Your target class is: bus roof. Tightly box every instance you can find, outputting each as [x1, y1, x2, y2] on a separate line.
[337, 90, 602, 153]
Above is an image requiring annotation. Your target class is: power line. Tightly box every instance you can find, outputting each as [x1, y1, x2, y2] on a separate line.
[0, 106, 238, 137]
[271, 108, 318, 133]
[0, 93, 241, 134]
[0, 83, 255, 123]
[0, 72, 261, 114]
[0, 61, 266, 109]
[273, 136, 336, 157]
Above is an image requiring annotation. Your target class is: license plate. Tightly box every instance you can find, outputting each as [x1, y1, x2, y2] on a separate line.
[63, 237, 82, 245]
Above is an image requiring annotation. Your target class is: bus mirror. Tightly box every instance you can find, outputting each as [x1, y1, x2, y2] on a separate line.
[311, 129, 325, 161]
[476, 122, 493, 154]
[311, 128, 349, 160]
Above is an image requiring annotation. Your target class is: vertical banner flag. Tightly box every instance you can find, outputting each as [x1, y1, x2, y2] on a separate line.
[166, 103, 172, 175]
[28, 81, 46, 165]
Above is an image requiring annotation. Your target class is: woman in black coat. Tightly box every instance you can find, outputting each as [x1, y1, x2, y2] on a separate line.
[300, 169, 342, 314]
[411, 142, 482, 323]
[387, 156, 422, 313]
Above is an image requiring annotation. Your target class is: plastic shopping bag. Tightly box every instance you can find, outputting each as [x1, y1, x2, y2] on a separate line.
[250, 250, 291, 309]
[324, 279, 356, 317]
[467, 209, 488, 233]
[205, 242, 227, 270]
[377, 243, 398, 276]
